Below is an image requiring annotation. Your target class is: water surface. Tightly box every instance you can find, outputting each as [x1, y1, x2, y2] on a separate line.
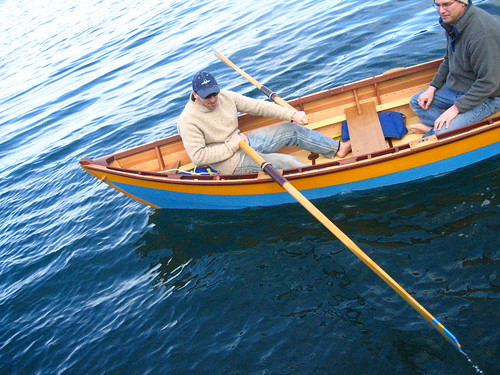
[0, 0, 498, 374]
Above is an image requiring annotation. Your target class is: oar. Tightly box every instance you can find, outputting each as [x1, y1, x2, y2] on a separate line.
[217, 48, 462, 350]
[237, 142, 462, 352]
[215, 49, 342, 137]
[214, 49, 298, 115]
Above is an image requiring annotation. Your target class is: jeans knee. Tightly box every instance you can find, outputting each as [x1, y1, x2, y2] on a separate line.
[487, 97, 500, 113]
[409, 93, 419, 110]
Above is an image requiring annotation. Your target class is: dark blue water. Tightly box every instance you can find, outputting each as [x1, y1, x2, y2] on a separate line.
[1, 0, 498, 374]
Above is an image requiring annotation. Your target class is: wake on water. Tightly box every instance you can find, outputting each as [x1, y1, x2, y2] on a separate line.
[461, 351, 485, 374]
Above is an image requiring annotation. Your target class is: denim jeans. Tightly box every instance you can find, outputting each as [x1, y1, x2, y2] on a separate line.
[233, 122, 339, 174]
[409, 84, 500, 136]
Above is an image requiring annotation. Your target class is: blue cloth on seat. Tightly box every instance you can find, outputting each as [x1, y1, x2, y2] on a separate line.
[341, 111, 407, 142]
[180, 166, 219, 175]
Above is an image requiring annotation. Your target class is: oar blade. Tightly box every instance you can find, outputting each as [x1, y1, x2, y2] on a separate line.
[432, 318, 463, 352]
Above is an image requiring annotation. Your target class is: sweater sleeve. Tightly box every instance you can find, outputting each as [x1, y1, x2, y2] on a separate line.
[430, 54, 449, 90]
[226, 91, 296, 122]
[178, 120, 236, 166]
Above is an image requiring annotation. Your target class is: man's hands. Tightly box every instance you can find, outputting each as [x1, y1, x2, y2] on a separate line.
[417, 86, 436, 110]
[291, 111, 309, 125]
[418, 86, 460, 130]
[227, 132, 248, 151]
[229, 132, 246, 144]
[434, 104, 460, 131]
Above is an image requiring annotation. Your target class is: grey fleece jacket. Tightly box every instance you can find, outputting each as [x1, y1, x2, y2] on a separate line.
[430, 3, 500, 112]
[177, 90, 295, 174]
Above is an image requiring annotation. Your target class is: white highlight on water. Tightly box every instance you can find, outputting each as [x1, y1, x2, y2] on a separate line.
[461, 350, 485, 374]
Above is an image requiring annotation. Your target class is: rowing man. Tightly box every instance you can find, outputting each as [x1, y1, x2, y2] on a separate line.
[178, 71, 351, 174]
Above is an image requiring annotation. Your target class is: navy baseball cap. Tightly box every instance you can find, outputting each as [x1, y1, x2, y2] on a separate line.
[192, 71, 220, 99]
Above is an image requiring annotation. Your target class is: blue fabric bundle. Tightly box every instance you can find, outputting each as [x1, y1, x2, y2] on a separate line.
[180, 166, 219, 175]
[341, 111, 407, 142]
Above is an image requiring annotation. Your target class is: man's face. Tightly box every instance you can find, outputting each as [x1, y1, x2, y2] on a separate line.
[193, 91, 219, 110]
[434, 0, 467, 25]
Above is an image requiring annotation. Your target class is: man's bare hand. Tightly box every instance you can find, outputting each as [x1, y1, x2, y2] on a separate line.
[418, 86, 437, 110]
[292, 111, 309, 125]
[434, 104, 460, 130]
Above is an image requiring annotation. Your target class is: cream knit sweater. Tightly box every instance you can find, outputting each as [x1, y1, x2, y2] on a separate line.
[177, 90, 295, 174]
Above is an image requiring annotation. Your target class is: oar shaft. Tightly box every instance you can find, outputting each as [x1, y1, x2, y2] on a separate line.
[239, 141, 462, 351]
[215, 50, 265, 91]
[214, 50, 298, 112]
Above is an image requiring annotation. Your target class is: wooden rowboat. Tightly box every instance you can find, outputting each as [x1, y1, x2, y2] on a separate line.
[80, 59, 500, 210]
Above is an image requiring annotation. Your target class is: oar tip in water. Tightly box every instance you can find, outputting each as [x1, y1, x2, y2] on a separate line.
[431, 318, 463, 352]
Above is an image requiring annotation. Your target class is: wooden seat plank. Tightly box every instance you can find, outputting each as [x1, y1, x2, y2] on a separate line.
[344, 101, 386, 156]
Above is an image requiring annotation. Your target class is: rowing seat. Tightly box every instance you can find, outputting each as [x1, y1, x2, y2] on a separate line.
[344, 101, 387, 156]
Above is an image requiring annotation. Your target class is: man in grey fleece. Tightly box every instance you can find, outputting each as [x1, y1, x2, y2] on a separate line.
[178, 71, 351, 175]
[409, 0, 500, 135]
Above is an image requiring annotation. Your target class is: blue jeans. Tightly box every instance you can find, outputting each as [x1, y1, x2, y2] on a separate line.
[409, 84, 500, 136]
[233, 122, 339, 174]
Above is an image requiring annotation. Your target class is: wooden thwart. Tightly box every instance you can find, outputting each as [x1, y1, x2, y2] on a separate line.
[155, 146, 166, 170]
[344, 101, 387, 156]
